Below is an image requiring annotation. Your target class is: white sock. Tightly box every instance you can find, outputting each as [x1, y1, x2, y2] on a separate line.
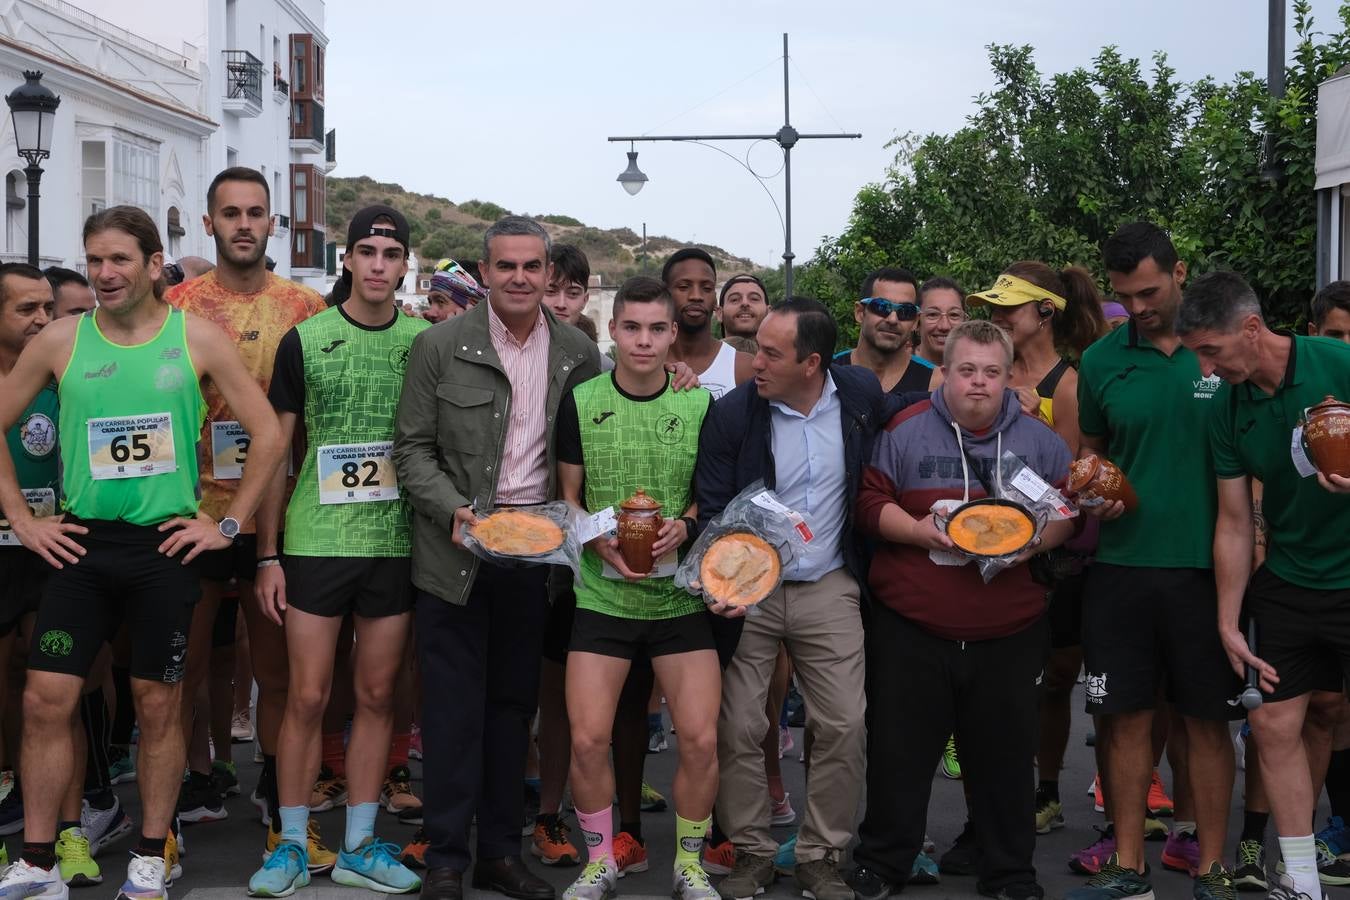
[1174, 820, 1197, 835]
[1278, 834, 1321, 899]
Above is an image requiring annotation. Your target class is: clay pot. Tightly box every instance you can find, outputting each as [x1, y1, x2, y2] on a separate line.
[1067, 454, 1139, 513]
[617, 488, 663, 574]
[1303, 395, 1350, 478]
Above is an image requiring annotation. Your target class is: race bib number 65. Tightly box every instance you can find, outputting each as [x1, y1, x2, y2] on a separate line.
[317, 442, 399, 504]
[87, 413, 176, 480]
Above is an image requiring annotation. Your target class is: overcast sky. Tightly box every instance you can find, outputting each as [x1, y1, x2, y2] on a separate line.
[326, 0, 1343, 268]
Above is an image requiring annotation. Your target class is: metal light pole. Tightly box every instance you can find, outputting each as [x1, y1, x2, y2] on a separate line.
[5, 71, 61, 267]
[608, 34, 860, 298]
[1262, 0, 1286, 184]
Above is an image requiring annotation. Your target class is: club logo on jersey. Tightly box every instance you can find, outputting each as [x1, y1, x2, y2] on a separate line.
[38, 629, 73, 658]
[159, 347, 182, 360]
[656, 413, 684, 445]
[19, 413, 55, 459]
[1085, 672, 1108, 703]
[1192, 374, 1222, 399]
[155, 364, 185, 393]
[592, 411, 616, 425]
[389, 346, 411, 374]
[321, 339, 346, 354]
[84, 362, 117, 380]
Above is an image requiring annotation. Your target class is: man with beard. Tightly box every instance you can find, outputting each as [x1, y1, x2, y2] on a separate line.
[716, 275, 769, 345]
[834, 268, 937, 394]
[166, 167, 332, 866]
[662, 249, 753, 400]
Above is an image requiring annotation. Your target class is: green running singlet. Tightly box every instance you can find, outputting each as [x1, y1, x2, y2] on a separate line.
[58, 308, 205, 525]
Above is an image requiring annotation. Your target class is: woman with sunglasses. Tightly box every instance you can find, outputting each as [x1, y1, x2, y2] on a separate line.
[834, 267, 938, 395]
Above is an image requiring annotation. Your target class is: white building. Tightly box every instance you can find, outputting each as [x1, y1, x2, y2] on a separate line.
[1316, 65, 1350, 286]
[0, 0, 331, 286]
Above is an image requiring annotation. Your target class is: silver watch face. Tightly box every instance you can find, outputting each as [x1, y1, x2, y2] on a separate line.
[220, 517, 241, 539]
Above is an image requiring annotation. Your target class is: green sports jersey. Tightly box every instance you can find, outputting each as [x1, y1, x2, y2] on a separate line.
[57, 308, 204, 525]
[1210, 334, 1350, 588]
[279, 306, 429, 557]
[1078, 320, 1220, 569]
[1, 381, 59, 547]
[568, 373, 709, 620]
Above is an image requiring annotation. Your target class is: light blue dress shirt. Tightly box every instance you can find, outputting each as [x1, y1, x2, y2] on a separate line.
[768, 372, 847, 582]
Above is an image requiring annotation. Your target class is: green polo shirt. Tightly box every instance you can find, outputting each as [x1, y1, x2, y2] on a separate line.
[1211, 334, 1350, 589]
[1078, 320, 1221, 569]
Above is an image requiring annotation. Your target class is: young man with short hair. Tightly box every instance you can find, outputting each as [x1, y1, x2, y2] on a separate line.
[248, 205, 427, 897]
[1309, 281, 1350, 342]
[1178, 271, 1350, 900]
[43, 268, 95, 319]
[834, 267, 937, 394]
[716, 275, 768, 344]
[0, 206, 285, 900]
[555, 275, 718, 900]
[662, 249, 753, 399]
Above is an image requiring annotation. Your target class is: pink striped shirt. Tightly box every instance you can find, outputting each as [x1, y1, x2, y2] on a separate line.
[488, 303, 551, 504]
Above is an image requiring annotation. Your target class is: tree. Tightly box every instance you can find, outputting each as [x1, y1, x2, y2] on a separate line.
[425, 207, 442, 222]
[805, 0, 1350, 341]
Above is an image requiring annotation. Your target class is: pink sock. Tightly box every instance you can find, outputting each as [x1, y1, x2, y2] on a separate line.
[576, 806, 614, 864]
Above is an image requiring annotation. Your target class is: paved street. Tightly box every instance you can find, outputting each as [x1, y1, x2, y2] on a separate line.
[54, 682, 1340, 900]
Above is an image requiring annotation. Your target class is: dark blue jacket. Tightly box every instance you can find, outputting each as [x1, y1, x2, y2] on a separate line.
[693, 364, 915, 588]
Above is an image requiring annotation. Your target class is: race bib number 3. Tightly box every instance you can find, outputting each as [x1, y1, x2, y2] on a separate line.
[87, 413, 176, 480]
[211, 420, 251, 480]
[0, 488, 57, 547]
[317, 442, 399, 504]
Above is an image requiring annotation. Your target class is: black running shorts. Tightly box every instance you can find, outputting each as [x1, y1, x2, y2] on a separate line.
[541, 581, 577, 665]
[284, 555, 412, 618]
[1246, 565, 1350, 702]
[30, 518, 198, 683]
[570, 607, 715, 660]
[195, 533, 260, 584]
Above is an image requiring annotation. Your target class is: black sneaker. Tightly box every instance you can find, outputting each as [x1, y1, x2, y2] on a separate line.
[177, 771, 227, 823]
[210, 761, 239, 798]
[844, 865, 899, 900]
[978, 881, 1044, 900]
[0, 782, 23, 836]
[940, 821, 980, 876]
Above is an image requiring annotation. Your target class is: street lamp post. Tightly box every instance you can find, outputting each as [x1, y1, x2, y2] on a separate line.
[5, 71, 61, 267]
[608, 34, 859, 298]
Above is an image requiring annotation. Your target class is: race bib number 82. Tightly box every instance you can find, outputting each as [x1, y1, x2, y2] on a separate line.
[317, 442, 398, 504]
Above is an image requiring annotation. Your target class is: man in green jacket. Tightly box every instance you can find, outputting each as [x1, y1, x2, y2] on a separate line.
[393, 217, 601, 900]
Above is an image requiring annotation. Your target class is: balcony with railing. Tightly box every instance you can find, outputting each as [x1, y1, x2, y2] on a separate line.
[290, 99, 324, 153]
[324, 128, 336, 173]
[223, 50, 263, 117]
[291, 226, 325, 273]
[273, 68, 289, 104]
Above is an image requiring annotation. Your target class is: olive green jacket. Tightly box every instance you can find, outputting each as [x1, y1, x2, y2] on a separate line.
[392, 302, 601, 604]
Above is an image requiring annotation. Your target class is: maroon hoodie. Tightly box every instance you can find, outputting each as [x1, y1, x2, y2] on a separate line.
[856, 387, 1072, 640]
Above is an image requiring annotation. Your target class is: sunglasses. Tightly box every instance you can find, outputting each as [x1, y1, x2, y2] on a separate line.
[861, 298, 920, 321]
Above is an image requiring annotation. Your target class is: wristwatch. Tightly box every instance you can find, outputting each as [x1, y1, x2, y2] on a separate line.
[218, 517, 241, 542]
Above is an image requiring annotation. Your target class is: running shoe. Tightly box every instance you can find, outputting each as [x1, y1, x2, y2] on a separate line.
[232, 709, 254, 743]
[673, 861, 719, 900]
[1265, 873, 1320, 899]
[1036, 797, 1065, 834]
[331, 838, 421, 893]
[264, 819, 336, 873]
[561, 860, 617, 900]
[0, 785, 24, 836]
[770, 791, 796, 826]
[523, 782, 540, 835]
[309, 766, 347, 812]
[408, 725, 422, 761]
[700, 837, 733, 876]
[1147, 770, 1174, 818]
[640, 782, 667, 813]
[1162, 830, 1198, 875]
[118, 853, 167, 900]
[1276, 838, 1350, 885]
[1092, 774, 1104, 813]
[1317, 815, 1350, 858]
[178, 771, 227, 823]
[530, 817, 580, 867]
[251, 785, 271, 828]
[845, 865, 900, 900]
[1068, 825, 1117, 876]
[1193, 862, 1236, 900]
[0, 770, 13, 804]
[0, 844, 7, 866]
[795, 858, 852, 900]
[0, 859, 65, 900]
[613, 831, 649, 877]
[778, 725, 794, 759]
[249, 841, 310, 897]
[1232, 838, 1267, 892]
[382, 766, 422, 819]
[773, 834, 797, 875]
[939, 821, 979, 875]
[108, 747, 136, 786]
[82, 795, 134, 857]
[909, 851, 940, 885]
[1144, 815, 1169, 842]
[648, 724, 668, 754]
[166, 829, 182, 882]
[1062, 853, 1153, 899]
[56, 827, 100, 886]
[212, 760, 240, 798]
[940, 735, 961, 779]
[399, 829, 428, 870]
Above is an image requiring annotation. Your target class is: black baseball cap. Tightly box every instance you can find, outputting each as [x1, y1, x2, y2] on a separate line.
[342, 204, 411, 285]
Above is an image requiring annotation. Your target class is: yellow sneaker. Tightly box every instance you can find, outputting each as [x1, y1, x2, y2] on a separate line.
[265, 821, 336, 874]
[165, 831, 182, 884]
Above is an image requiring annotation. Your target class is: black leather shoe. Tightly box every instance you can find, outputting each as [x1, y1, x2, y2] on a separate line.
[420, 867, 463, 900]
[472, 856, 555, 900]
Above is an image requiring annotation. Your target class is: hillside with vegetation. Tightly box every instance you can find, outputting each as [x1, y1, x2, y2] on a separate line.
[326, 175, 763, 283]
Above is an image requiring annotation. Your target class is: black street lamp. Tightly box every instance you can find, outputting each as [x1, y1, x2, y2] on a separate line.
[608, 34, 859, 297]
[6, 71, 61, 266]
